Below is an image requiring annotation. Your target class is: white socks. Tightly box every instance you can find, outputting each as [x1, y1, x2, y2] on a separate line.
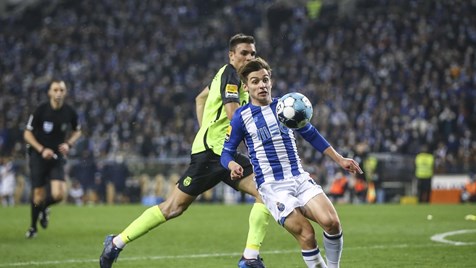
[323, 231, 343, 268]
[302, 248, 327, 268]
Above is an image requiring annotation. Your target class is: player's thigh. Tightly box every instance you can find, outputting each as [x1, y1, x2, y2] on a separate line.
[29, 153, 48, 188]
[302, 193, 340, 229]
[177, 150, 227, 196]
[236, 174, 260, 199]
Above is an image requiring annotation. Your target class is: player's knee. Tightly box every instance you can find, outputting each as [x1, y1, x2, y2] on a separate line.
[322, 218, 341, 235]
[51, 192, 65, 201]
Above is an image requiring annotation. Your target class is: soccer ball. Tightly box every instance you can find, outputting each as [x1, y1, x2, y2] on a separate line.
[276, 92, 313, 129]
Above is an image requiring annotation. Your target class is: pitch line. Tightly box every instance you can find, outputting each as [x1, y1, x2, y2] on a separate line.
[430, 229, 476, 246]
[0, 242, 464, 267]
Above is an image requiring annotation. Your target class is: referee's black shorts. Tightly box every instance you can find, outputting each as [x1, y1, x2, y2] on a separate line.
[177, 149, 253, 196]
[29, 152, 66, 188]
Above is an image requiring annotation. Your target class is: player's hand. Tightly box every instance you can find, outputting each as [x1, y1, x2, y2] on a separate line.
[41, 148, 56, 160]
[58, 143, 70, 155]
[228, 162, 244, 180]
[339, 158, 363, 175]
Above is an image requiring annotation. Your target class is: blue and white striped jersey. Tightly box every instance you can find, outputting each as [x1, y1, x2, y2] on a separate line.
[221, 98, 330, 187]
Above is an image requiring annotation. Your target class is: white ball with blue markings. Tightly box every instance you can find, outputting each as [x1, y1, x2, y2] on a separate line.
[276, 92, 313, 129]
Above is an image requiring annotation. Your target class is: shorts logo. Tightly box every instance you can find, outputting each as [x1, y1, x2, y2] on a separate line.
[225, 125, 232, 142]
[225, 84, 239, 98]
[276, 202, 285, 212]
[43, 121, 53, 133]
[183, 176, 192, 187]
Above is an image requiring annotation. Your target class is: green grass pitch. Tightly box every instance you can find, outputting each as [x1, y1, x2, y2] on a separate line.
[0, 203, 475, 267]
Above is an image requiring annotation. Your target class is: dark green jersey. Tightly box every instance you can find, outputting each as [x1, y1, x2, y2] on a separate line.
[192, 64, 249, 155]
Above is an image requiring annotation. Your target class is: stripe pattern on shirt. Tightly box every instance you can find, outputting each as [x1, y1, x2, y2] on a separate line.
[240, 100, 306, 186]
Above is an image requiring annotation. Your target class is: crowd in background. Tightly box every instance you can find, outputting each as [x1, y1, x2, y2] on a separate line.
[1, 0, 475, 204]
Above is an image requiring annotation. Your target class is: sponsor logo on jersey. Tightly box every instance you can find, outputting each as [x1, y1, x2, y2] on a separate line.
[43, 121, 53, 133]
[183, 176, 192, 187]
[225, 84, 239, 98]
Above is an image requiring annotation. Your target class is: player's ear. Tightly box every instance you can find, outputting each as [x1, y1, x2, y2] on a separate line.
[242, 82, 249, 92]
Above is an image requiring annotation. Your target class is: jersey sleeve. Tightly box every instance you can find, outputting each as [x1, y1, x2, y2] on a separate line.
[25, 105, 42, 131]
[220, 65, 241, 105]
[69, 106, 81, 131]
[220, 110, 245, 169]
[297, 123, 331, 153]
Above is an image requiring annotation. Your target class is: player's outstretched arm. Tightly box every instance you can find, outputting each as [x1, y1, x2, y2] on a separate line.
[324, 146, 363, 175]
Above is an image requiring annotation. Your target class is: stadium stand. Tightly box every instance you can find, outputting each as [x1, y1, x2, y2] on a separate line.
[1, 0, 475, 203]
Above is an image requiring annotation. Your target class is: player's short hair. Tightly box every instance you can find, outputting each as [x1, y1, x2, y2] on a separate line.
[50, 79, 67, 90]
[229, 33, 255, 52]
[238, 57, 272, 83]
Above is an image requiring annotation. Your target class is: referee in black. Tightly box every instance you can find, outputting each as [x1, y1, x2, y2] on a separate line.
[24, 79, 82, 238]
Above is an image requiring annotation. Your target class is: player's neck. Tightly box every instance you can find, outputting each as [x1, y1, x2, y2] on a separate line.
[49, 99, 64, 110]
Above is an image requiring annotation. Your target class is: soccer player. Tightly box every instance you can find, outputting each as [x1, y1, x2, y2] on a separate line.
[24, 79, 82, 238]
[100, 34, 270, 268]
[221, 58, 363, 268]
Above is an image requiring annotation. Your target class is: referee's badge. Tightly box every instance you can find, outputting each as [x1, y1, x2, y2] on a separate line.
[43, 121, 53, 133]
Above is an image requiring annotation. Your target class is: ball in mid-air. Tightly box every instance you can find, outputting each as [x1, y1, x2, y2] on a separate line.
[276, 92, 313, 129]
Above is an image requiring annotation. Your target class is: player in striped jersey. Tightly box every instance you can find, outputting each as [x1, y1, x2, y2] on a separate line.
[221, 58, 363, 268]
[100, 34, 269, 268]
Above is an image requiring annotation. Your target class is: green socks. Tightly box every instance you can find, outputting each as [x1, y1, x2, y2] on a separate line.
[245, 203, 271, 251]
[119, 206, 166, 243]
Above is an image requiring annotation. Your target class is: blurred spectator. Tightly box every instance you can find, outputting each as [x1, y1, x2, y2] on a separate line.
[461, 174, 476, 203]
[0, 156, 16, 206]
[327, 171, 348, 204]
[69, 149, 99, 204]
[415, 145, 435, 203]
[101, 154, 130, 204]
[68, 179, 84, 206]
[364, 154, 381, 203]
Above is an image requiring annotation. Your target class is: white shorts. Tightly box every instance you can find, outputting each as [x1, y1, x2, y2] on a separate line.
[258, 173, 323, 225]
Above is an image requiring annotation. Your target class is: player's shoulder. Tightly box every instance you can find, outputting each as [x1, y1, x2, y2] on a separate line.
[222, 63, 237, 74]
[234, 103, 252, 116]
[61, 103, 79, 115]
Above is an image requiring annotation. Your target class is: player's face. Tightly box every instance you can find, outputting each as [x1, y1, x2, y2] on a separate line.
[229, 43, 256, 70]
[244, 69, 272, 106]
[48, 81, 67, 105]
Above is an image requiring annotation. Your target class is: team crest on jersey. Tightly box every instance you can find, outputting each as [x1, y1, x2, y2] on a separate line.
[183, 176, 192, 187]
[225, 84, 239, 98]
[43, 121, 53, 133]
[276, 202, 285, 212]
[225, 125, 232, 142]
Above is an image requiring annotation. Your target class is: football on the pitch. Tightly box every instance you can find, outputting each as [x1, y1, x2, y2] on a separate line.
[276, 92, 313, 129]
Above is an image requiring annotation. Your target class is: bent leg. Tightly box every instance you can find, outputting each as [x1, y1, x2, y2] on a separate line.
[115, 185, 195, 246]
[237, 175, 271, 259]
[303, 193, 343, 268]
[283, 210, 327, 268]
[30, 187, 46, 230]
[45, 180, 66, 206]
